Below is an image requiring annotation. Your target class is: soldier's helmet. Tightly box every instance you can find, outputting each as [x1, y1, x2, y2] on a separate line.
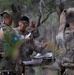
[59, 8, 74, 31]
[66, 11, 74, 24]
[0, 10, 12, 17]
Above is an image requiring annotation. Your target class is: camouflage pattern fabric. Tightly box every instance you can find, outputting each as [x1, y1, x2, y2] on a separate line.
[20, 40, 34, 61]
[61, 29, 74, 63]
[0, 40, 4, 52]
[0, 23, 14, 71]
[0, 23, 12, 52]
[64, 29, 74, 51]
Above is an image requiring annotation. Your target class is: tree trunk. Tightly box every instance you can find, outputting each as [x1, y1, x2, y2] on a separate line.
[11, 3, 22, 27]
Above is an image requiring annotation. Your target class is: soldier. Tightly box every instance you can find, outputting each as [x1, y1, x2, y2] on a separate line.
[56, 8, 74, 55]
[0, 10, 13, 57]
[52, 8, 74, 75]
[0, 10, 12, 52]
[61, 9, 74, 75]
[13, 16, 48, 75]
[13, 16, 34, 75]
[26, 21, 48, 54]
[0, 10, 15, 74]
[61, 9, 74, 63]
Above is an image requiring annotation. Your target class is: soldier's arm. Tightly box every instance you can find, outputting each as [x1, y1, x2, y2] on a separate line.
[34, 43, 48, 53]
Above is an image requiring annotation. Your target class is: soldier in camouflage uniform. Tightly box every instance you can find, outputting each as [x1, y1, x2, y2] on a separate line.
[52, 8, 74, 75]
[26, 21, 48, 54]
[0, 10, 15, 74]
[13, 16, 35, 75]
[13, 16, 48, 75]
[0, 10, 13, 56]
[0, 10, 12, 52]
[61, 10, 74, 75]
[56, 9, 74, 60]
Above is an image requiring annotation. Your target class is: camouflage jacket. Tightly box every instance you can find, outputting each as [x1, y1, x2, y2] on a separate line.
[64, 29, 74, 51]
[56, 28, 74, 55]
[0, 23, 12, 52]
[12, 28, 33, 60]
[13, 27, 45, 61]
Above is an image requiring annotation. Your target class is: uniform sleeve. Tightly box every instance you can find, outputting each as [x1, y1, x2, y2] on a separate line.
[33, 40, 44, 53]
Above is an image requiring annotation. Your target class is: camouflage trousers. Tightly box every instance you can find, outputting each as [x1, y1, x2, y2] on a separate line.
[0, 57, 16, 75]
[22, 66, 35, 75]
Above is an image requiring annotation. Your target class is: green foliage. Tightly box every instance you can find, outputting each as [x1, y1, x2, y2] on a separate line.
[0, 0, 12, 10]
[0, 0, 23, 10]
[0, 0, 32, 10]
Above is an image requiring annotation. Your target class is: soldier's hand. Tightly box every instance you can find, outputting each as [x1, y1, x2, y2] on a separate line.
[0, 28, 4, 39]
[25, 37, 31, 41]
[42, 43, 48, 48]
[30, 28, 35, 32]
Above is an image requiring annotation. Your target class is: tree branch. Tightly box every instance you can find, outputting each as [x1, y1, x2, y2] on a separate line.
[37, 0, 73, 27]
[40, 10, 55, 25]
[11, 3, 22, 27]
[37, 13, 42, 27]
[37, 0, 43, 27]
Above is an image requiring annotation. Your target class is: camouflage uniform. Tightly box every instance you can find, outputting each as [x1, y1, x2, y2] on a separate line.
[13, 27, 35, 75]
[51, 8, 74, 75]
[0, 23, 15, 72]
[14, 26, 41, 57]
[64, 29, 74, 50]
[0, 23, 11, 52]
[13, 25, 47, 75]
[53, 29, 74, 75]
[56, 28, 74, 60]
[0, 23, 12, 49]
[61, 28, 74, 61]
